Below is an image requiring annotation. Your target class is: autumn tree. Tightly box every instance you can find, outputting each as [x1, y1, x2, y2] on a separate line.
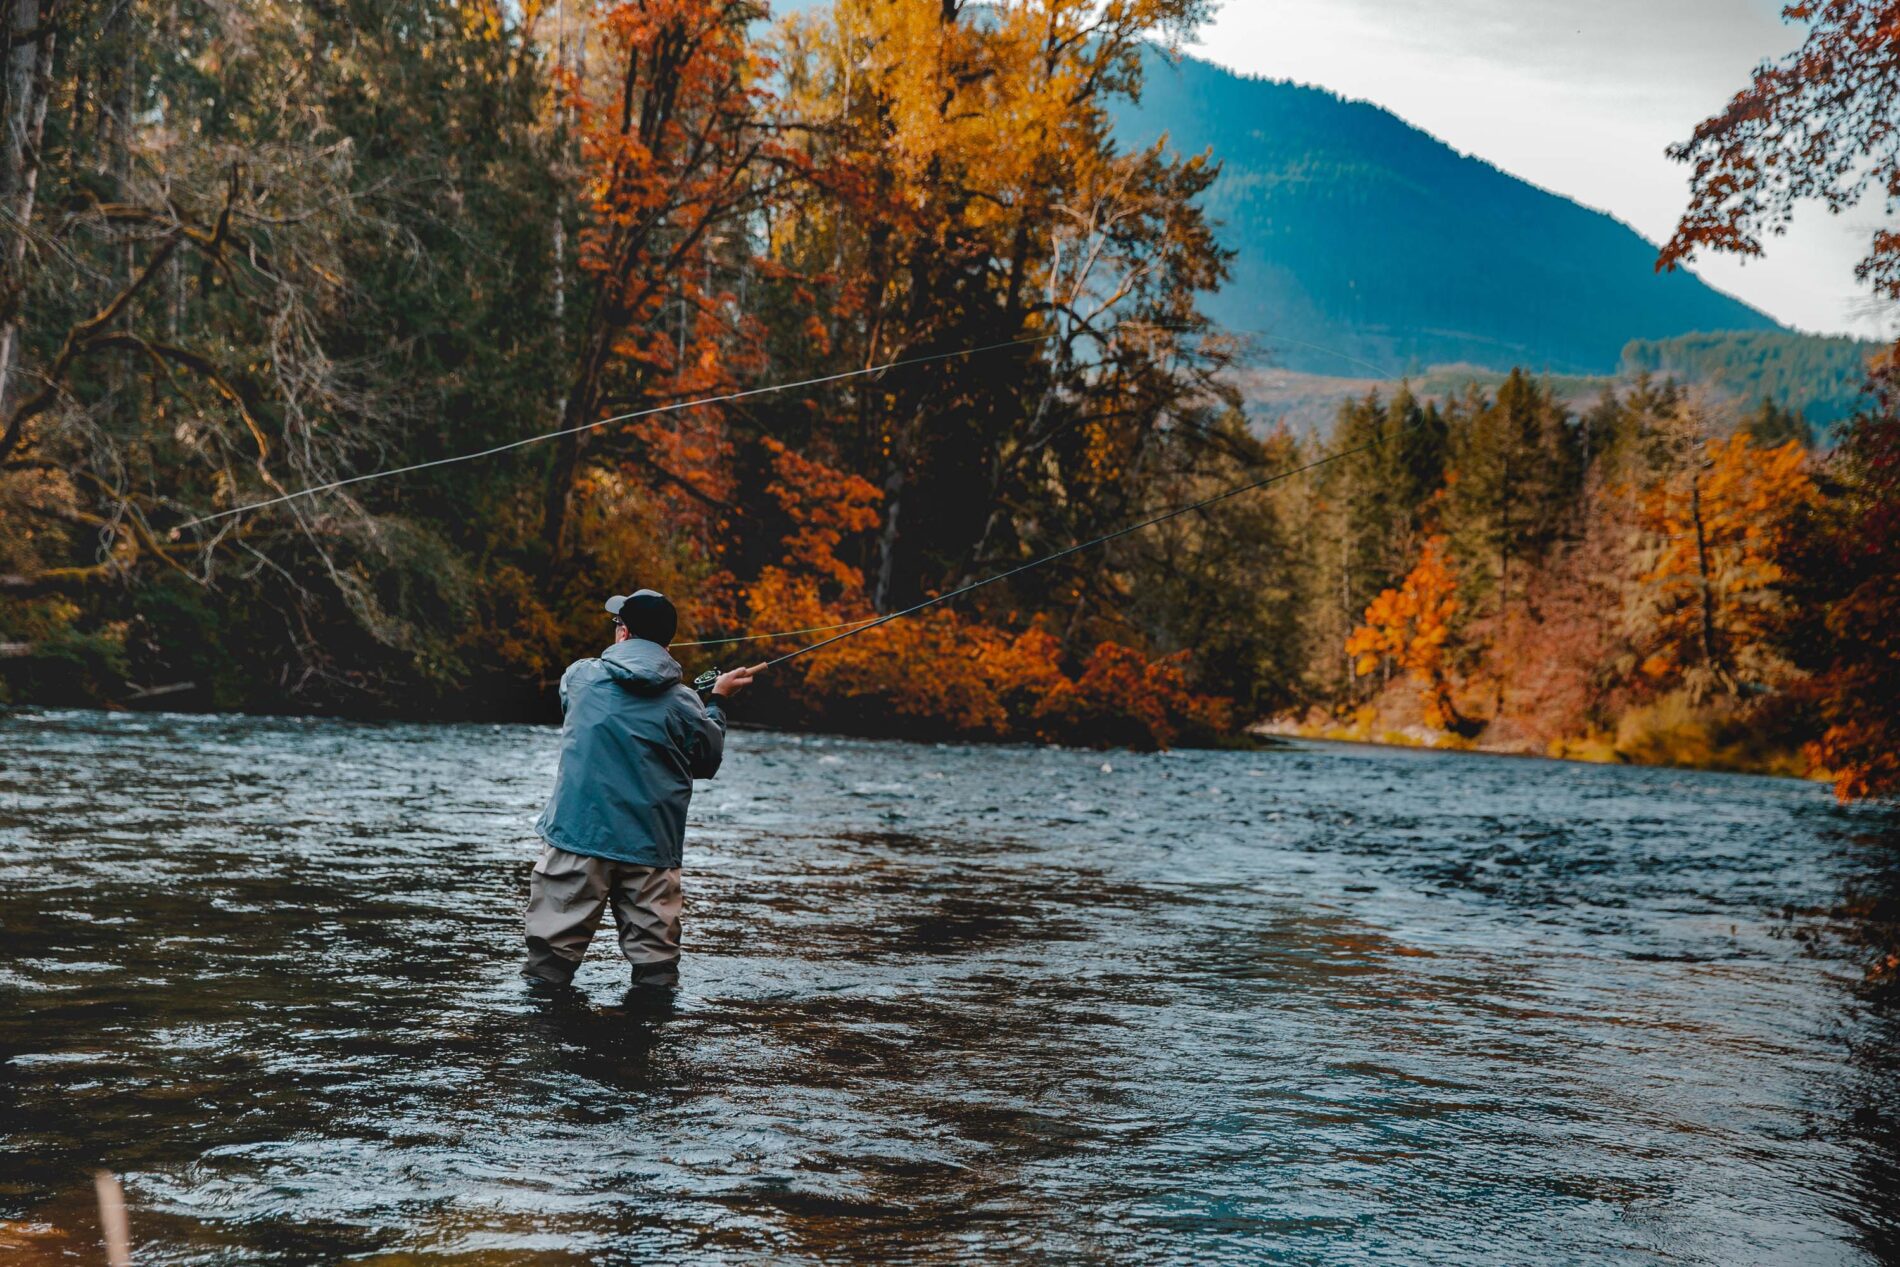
[1661, 0, 1900, 795]
[765, 0, 1231, 629]
[1345, 535, 1465, 732]
[1658, 0, 1900, 303]
[1782, 360, 1900, 798]
[1626, 421, 1816, 698]
[0, 1, 573, 710]
[541, 0, 774, 587]
[1310, 385, 1448, 694]
[0, 3, 374, 688]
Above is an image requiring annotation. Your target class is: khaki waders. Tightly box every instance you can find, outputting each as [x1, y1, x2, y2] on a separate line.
[522, 844, 683, 987]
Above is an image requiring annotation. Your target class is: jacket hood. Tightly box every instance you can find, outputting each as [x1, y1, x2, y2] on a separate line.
[599, 638, 683, 695]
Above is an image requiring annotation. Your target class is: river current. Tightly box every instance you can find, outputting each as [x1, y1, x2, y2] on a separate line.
[1, 708, 1897, 1264]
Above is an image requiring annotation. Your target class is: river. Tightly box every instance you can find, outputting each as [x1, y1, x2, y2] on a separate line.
[2, 709, 1897, 1264]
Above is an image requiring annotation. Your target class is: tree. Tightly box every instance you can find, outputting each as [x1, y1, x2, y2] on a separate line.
[541, 0, 773, 568]
[0, 1, 572, 711]
[1442, 370, 1583, 619]
[1345, 535, 1464, 732]
[0, 0, 59, 440]
[1660, 0, 1900, 796]
[1117, 418, 1308, 714]
[1785, 360, 1900, 798]
[1628, 425, 1816, 698]
[1743, 396, 1814, 450]
[1, 3, 371, 610]
[1658, 1, 1900, 304]
[1308, 386, 1448, 697]
[766, 0, 1228, 623]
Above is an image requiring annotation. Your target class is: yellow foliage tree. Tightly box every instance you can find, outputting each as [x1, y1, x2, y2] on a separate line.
[771, 0, 1223, 611]
[1631, 431, 1815, 695]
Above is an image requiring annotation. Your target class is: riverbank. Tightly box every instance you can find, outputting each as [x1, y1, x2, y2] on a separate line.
[1261, 686, 1826, 784]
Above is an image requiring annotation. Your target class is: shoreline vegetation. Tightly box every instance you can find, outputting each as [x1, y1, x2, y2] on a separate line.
[1263, 703, 1820, 784]
[1, 1, 1895, 800]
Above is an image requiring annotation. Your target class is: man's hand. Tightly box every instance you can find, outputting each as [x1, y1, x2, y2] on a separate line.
[711, 662, 766, 700]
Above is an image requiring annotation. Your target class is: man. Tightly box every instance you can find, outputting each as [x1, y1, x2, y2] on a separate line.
[523, 589, 763, 989]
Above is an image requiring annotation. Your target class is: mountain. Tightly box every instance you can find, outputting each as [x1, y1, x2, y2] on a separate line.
[1111, 52, 1782, 377]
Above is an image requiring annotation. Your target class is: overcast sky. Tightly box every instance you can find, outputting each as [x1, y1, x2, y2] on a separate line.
[1187, 0, 1896, 340]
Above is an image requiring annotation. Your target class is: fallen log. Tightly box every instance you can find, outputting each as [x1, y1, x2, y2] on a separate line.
[123, 680, 197, 701]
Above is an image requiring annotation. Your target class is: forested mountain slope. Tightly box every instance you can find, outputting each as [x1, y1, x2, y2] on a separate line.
[1111, 51, 1781, 375]
[1620, 331, 1881, 429]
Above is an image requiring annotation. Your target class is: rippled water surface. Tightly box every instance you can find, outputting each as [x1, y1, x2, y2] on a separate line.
[3, 709, 1899, 1265]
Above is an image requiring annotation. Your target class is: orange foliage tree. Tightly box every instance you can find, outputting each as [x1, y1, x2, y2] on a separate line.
[544, 0, 775, 568]
[1346, 536, 1464, 731]
[757, 436, 882, 591]
[743, 564, 1225, 748]
[1629, 431, 1816, 696]
[742, 518, 1235, 745]
[704, 0, 1239, 747]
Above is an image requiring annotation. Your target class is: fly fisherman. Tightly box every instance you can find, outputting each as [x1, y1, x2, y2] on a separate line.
[523, 589, 763, 989]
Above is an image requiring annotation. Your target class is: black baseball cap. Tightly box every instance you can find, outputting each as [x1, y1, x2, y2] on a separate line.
[605, 589, 678, 644]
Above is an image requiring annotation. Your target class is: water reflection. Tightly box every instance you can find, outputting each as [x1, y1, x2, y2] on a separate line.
[1829, 822, 1900, 1264]
[524, 983, 679, 1088]
[1, 710, 1898, 1264]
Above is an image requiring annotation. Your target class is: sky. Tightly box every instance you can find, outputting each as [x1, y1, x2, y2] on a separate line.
[1186, 0, 1897, 340]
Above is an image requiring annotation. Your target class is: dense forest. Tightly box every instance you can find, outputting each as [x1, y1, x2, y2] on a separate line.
[0, 0, 1894, 798]
[1621, 330, 1882, 434]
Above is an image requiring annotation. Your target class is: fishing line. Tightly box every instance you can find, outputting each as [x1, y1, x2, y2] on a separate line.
[677, 326, 1413, 659]
[173, 320, 1368, 532]
[752, 427, 1403, 668]
[671, 616, 883, 649]
[173, 331, 1065, 530]
[169, 310, 1410, 663]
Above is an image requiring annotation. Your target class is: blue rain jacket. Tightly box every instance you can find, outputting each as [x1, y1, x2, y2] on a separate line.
[534, 638, 726, 867]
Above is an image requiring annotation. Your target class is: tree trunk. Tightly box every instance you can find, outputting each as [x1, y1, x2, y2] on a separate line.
[542, 352, 601, 562]
[545, 0, 571, 555]
[872, 458, 903, 613]
[1338, 522, 1352, 695]
[1688, 465, 1727, 686]
[1494, 452, 1512, 716]
[0, 0, 59, 433]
